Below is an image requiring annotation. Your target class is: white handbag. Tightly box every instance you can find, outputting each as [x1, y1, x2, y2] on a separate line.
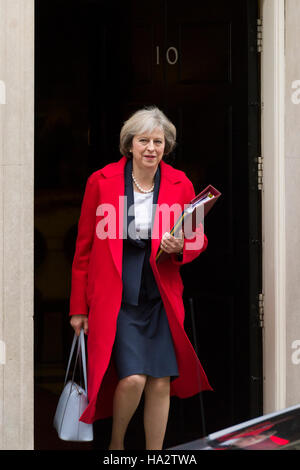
[53, 329, 93, 441]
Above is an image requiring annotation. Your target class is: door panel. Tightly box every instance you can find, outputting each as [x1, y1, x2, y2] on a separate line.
[178, 22, 231, 84]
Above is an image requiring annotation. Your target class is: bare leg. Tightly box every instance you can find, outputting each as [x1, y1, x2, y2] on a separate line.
[143, 376, 171, 450]
[108, 374, 147, 450]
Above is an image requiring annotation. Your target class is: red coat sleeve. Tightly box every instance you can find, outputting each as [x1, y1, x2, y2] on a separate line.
[69, 174, 99, 316]
[171, 177, 208, 266]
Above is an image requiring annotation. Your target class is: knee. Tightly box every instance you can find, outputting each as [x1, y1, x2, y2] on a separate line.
[145, 377, 170, 397]
[119, 374, 147, 393]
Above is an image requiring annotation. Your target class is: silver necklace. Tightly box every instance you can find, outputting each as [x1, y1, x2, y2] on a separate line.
[132, 172, 154, 193]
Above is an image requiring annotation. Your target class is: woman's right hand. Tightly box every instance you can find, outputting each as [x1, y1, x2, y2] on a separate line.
[70, 314, 89, 336]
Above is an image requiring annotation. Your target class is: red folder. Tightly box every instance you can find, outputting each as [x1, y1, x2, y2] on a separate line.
[155, 184, 221, 263]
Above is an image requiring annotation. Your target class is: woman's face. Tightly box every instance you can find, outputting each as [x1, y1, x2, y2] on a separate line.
[130, 128, 165, 172]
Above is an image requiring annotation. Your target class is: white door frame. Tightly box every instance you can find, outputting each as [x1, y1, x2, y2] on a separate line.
[260, 0, 286, 414]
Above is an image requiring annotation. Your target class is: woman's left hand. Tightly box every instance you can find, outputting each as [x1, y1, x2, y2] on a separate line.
[160, 230, 184, 255]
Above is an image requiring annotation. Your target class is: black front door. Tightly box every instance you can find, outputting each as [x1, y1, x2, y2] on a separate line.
[35, 0, 262, 450]
[88, 0, 263, 439]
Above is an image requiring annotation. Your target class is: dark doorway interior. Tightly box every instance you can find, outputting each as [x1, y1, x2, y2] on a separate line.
[34, 0, 262, 450]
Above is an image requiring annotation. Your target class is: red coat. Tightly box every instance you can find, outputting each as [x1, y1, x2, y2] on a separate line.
[69, 156, 212, 424]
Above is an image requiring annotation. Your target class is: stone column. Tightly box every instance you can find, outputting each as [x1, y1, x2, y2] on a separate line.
[0, 0, 34, 449]
[261, 0, 286, 414]
[285, 0, 300, 408]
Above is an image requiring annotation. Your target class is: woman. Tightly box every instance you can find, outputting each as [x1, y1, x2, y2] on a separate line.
[69, 106, 212, 450]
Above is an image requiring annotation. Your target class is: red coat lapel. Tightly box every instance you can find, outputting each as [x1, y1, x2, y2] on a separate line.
[99, 156, 183, 275]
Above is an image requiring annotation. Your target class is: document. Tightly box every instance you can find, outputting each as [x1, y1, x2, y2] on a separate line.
[155, 184, 221, 263]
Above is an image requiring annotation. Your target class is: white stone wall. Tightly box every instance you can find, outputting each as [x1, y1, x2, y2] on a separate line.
[285, 0, 300, 407]
[0, 0, 34, 449]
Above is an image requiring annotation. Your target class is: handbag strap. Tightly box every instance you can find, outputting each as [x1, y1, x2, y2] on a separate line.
[64, 332, 77, 386]
[64, 329, 88, 394]
[79, 329, 88, 393]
